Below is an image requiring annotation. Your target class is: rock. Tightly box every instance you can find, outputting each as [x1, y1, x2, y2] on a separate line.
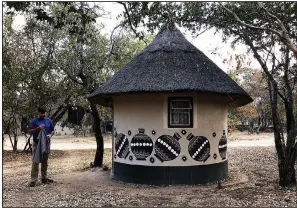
[255, 182, 264, 187]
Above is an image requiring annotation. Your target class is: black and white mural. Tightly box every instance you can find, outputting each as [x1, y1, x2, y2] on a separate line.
[154, 133, 181, 162]
[130, 128, 154, 160]
[114, 127, 228, 164]
[187, 133, 210, 162]
[218, 130, 227, 160]
[115, 133, 130, 159]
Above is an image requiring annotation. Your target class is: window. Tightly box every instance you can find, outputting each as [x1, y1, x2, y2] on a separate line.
[168, 97, 193, 128]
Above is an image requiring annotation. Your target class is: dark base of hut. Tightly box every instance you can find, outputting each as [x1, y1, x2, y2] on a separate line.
[112, 161, 228, 185]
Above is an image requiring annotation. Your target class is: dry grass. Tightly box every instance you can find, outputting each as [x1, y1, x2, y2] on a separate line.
[3, 149, 112, 180]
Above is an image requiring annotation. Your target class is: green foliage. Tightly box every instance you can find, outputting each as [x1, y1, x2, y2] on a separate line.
[228, 64, 272, 130]
[5, 2, 97, 30]
[3, 2, 149, 146]
[121, 2, 296, 50]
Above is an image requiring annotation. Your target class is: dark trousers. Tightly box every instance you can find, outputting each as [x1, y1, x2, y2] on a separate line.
[31, 143, 49, 182]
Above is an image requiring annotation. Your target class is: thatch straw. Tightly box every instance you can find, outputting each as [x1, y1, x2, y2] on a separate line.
[88, 25, 253, 107]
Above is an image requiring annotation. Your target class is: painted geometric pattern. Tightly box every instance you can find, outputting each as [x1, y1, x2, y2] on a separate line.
[114, 129, 228, 163]
[115, 133, 130, 159]
[130, 133, 153, 160]
[187, 133, 210, 162]
[219, 133, 227, 160]
[154, 133, 181, 162]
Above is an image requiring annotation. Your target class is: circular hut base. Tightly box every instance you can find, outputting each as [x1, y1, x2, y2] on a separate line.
[112, 161, 228, 185]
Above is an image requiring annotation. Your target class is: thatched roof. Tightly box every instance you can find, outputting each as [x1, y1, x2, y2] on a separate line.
[88, 25, 253, 107]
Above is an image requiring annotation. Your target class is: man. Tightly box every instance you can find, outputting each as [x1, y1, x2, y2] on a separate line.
[28, 107, 55, 187]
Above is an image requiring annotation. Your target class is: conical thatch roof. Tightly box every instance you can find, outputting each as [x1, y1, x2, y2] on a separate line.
[88, 25, 253, 107]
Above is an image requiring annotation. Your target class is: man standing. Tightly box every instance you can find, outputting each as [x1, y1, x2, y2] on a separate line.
[28, 107, 55, 187]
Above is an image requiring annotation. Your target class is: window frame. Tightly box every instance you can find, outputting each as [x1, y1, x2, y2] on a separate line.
[168, 97, 194, 128]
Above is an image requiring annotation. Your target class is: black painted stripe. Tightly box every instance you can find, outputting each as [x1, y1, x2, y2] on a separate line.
[154, 153, 164, 162]
[113, 161, 228, 185]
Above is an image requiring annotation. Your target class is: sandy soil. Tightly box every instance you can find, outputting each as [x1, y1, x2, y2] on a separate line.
[3, 132, 275, 151]
[3, 132, 297, 207]
[229, 132, 275, 147]
[3, 134, 113, 150]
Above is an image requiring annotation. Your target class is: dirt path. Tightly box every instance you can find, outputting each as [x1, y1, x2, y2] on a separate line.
[3, 146, 297, 207]
[229, 132, 275, 147]
[229, 138, 274, 147]
[3, 131, 296, 207]
[3, 134, 113, 150]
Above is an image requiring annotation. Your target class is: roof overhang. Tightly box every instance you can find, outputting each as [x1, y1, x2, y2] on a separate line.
[88, 91, 253, 108]
[88, 94, 113, 108]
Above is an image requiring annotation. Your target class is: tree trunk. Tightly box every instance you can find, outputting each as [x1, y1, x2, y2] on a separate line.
[9, 131, 18, 152]
[9, 116, 19, 152]
[13, 136, 18, 152]
[90, 103, 104, 167]
[268, 80, 288, 186]
[282, 48, 296, 186]
[9, 133, 16, 152]
[50, 96, 71, 125]
[243, 33, 296, 187]
[283, 127, 297, 186]
[268, 80, 296, 186]
[51, 106, 69, 126]
[283, 48, 296, 134]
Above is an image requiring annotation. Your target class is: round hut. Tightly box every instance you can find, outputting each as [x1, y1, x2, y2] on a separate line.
[88, 25, 253, 185]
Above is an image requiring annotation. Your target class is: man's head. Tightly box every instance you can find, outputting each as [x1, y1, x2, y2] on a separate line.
[38, 107, 46, 119]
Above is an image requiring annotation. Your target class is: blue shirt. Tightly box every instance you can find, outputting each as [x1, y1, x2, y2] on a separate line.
[29, 117, 54, 141]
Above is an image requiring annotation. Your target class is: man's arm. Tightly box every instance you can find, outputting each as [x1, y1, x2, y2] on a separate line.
[49, 120, 55, 137]
[28, 119, 44, 135]
[28, 126, 44, 135]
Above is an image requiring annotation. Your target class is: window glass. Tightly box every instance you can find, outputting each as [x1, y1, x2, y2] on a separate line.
[169, 97, 193, 128]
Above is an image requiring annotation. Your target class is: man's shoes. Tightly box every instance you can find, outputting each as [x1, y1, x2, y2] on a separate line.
[29, 181, 36, 187]
[41, 178, 54, 184]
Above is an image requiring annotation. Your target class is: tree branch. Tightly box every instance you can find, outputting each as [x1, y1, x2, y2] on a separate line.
[264, 46, 273, 64]
[261, 45, 282, 66]
[118, 2, 147, 44]
[52, 45, 84, 86]
[65, 69, 84, 85]
[109, 23, 123, 56]
[192, 26, 213, 39]
[118, 3, 138, 35]
[292, 69, 297, 90]
[260, 6, 288, 34]
[222, 3, 297, 58]
[241, 33, 287, 103]
[277, 90, 287, 103]
[261, 6, 297, 58]
[77, 71, 88, 88]
[221, 4, 282, 36]
[59, 63, 84, 85]
[50, 95, 71, 118]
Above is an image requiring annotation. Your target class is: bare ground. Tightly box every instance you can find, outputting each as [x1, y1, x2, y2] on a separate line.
[3, 132, 297, 207]
[3, 134, 113, 150]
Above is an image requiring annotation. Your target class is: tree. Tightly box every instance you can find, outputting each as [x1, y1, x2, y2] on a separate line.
[3, 10, 74, 151]
[216, 3, 297, 187]
[51, 2, 147, 166]
[4, 2, 148, 164]
[119, 2, 297, 187]
[227, 56, 273, 133]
